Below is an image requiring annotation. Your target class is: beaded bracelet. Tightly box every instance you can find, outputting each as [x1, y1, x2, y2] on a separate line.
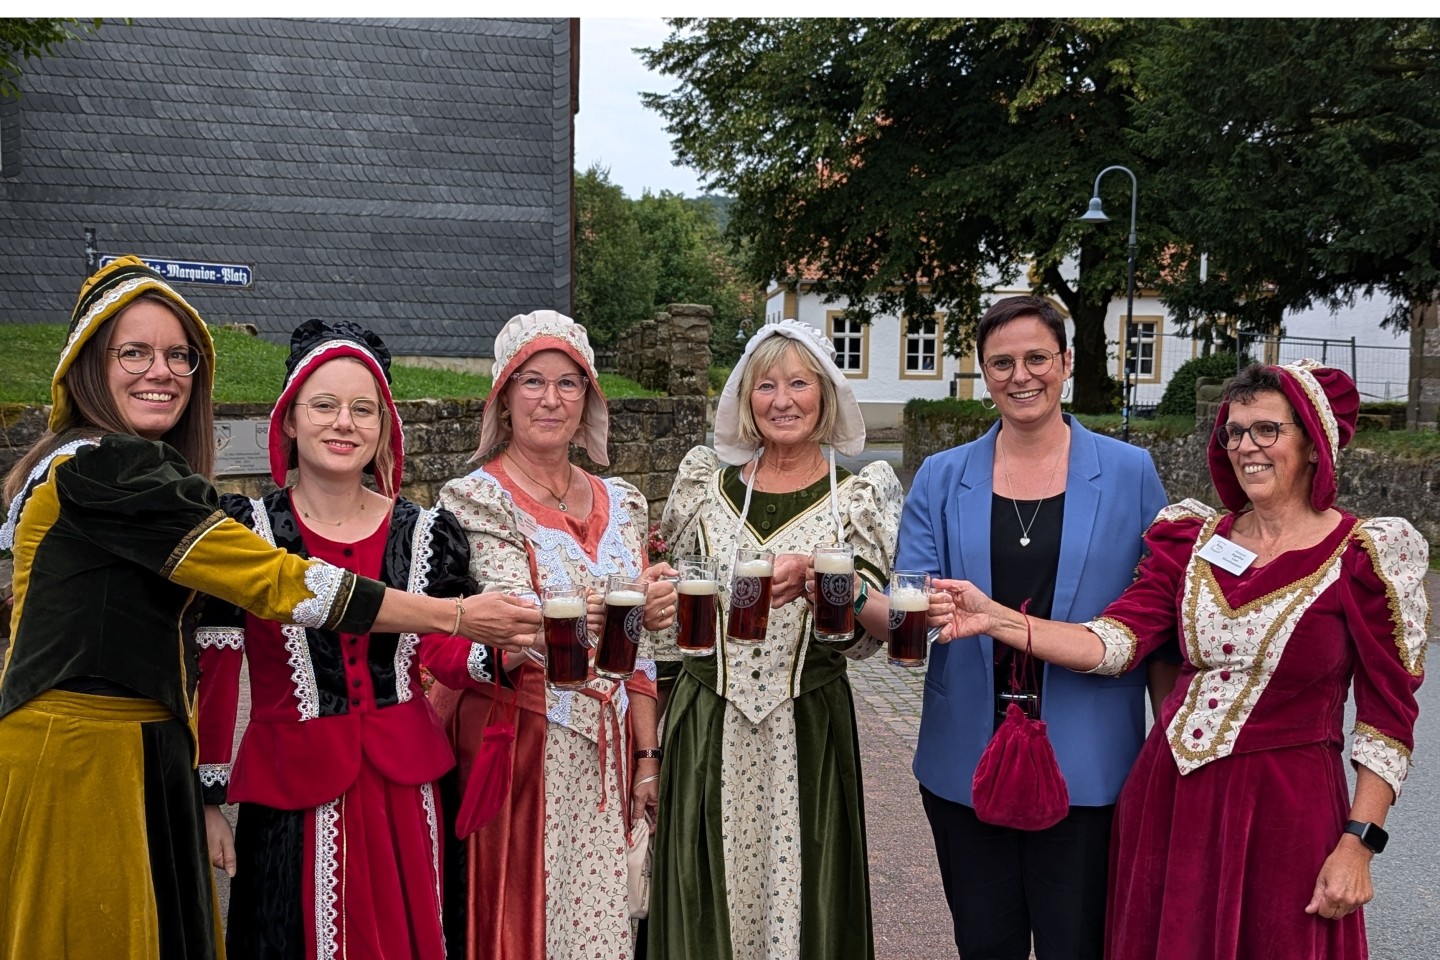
[633, 748, 663, 761]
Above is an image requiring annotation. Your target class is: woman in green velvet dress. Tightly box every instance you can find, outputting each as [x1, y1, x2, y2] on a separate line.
[647, 320, 945, 960]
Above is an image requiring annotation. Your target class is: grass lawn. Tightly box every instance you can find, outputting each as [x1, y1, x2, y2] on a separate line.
[0, 323, 659, 404]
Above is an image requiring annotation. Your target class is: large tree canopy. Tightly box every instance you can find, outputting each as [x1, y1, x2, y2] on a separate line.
[643, 18, 1440, 412]
[1131, 18, 1440, 332]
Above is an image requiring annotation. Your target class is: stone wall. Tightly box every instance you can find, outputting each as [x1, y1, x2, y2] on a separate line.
[614, 303, 713, 396]
[1413, 300, 1440, 432]
[903, 407, 1440, 548]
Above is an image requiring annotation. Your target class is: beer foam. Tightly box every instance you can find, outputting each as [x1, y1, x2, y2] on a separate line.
[543, 595, 585, 618]
[677, 579, 719, 596]
[605, 589, 646, 607]
[814, 552, 853, 575]
[890, 587, 929, 612]
[735, 559, 773, 577]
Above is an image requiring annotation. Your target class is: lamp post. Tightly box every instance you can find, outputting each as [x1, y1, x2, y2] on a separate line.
[1077, 165, 1138, 443]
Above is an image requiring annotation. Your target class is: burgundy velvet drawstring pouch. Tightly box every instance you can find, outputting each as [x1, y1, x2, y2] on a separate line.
[971, 601, 1070, 831]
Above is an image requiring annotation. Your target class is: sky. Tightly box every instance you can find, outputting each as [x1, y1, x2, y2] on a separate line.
[575, 18, 708, 200]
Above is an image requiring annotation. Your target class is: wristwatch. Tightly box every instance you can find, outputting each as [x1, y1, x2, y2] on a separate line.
[1343, 820, 1389, 854]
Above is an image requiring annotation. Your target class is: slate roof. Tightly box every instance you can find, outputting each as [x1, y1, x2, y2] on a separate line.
[0, 18, 574, 357]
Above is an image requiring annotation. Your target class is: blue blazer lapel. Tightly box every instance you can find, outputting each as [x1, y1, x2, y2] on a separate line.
[955, 425, 999, 670]
[1052, 416, 1100, 624]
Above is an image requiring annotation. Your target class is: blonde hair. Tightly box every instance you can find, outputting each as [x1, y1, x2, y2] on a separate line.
[734, 338, 838, 450]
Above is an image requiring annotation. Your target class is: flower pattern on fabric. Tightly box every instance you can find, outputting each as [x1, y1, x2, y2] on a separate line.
[1352, 722, 1411, 798]
[719, 699, 803, 960]
[1166, 515, 1349, 773]
[437, 464, 655, 959]
[1353, 518, 1431, 677]
[1085, 617, 1140, 675]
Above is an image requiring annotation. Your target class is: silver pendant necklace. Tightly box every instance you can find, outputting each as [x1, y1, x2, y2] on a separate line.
[999, 432, 1064, 547]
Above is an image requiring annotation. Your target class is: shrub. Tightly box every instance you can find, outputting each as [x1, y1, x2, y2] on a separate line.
[1156, 352, 1244, 418]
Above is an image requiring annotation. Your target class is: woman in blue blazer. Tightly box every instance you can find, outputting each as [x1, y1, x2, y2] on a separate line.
[897, 296, 1168, 960]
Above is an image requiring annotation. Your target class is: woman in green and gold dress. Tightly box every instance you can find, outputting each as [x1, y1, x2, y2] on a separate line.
[647, 320, 949, 960]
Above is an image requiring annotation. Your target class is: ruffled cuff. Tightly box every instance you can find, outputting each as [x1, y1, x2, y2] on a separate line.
[1352, 721, 1411, 800]
[1082, 617, 1138, 675]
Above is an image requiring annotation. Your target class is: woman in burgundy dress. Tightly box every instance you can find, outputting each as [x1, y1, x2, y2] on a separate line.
[197, 320, 540, 959]
[945, 359, 1427, 960]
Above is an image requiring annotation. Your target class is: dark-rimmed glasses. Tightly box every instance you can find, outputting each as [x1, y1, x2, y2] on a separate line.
[295, 397, 382, 427]
[980, 349, 1061, 381]
[107, 342, 201, 377]
[510, 372, 588, 401]
[1214, 420, 1301, 449]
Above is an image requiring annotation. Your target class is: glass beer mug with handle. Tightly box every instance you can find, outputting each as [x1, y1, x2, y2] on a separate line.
[812, 544, 855, 643]
[725, 548, 774, 644]
[887, 570, 931, 668]
[542, 585, 590, 691]
[675, 555, 720, 656]
[595, 575, 648, 680]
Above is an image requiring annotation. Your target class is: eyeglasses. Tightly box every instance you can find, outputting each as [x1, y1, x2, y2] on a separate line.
[753, 378, 818, 396]
[107, 342, 201, 377]
[295, 397, 383, 427]
[509, 372, 589, 401]
[1214, 420, 1302, 449]
[980, 349, 1061, 381]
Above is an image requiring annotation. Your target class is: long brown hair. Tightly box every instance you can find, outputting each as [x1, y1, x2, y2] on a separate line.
[3, 293, 215, 505]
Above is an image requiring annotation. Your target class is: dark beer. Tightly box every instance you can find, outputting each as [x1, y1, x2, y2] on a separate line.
[596, 588, 646, 679]
[726, 556, 773, 644]
[813, 548, 854, 642]
[888, 588, 930, 667]
[676, 578, 719, 655]
[543, 593, 589, 690]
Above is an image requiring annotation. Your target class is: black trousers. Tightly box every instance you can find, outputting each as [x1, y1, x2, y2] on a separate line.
[920, 785, 1113, 960]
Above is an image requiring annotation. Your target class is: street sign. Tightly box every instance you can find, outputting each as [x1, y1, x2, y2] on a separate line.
[99, 254, 252, 287]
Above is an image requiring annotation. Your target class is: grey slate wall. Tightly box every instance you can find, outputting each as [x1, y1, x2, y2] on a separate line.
[0, 18, 573, 357]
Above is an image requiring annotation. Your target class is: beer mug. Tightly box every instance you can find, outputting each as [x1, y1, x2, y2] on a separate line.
[725, 548, 774, 644]
[595, 575, 648, 680]
[542, 585, 589, 691]
[675, 555, 720, 657]
[888, 571, 931, 668]
[812, 544, 854, 642]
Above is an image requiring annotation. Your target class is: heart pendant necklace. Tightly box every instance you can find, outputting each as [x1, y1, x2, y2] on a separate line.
[999, 432, 1064, 547]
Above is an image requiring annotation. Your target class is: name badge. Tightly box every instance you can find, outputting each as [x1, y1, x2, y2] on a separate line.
[1198, 534, 1256, 575]
[514, 508, 543, 544]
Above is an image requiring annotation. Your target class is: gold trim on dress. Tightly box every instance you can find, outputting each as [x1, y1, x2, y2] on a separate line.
[162, 509, 227, 579]
[1350, 525, 1428, 677]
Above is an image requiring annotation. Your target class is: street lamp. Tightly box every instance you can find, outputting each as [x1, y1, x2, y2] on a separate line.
[1077, 165, 1138, 443]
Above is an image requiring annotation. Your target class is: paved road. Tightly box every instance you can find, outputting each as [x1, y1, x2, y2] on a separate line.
[851, 573, 1440, 959]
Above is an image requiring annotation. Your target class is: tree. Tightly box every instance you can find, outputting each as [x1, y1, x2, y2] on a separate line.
[643, 18, 1174, 412]
[573, 165, 762, 359]
[573, 165, 658, 345]
[1, 19, 105, 99]
[1130, 19, 1440, 334]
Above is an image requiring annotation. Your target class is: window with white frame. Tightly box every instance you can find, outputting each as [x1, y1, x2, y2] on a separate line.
[829, 313, 867, 374]
[901, 315, 942, 379]
[1125, 318, 1160, 381]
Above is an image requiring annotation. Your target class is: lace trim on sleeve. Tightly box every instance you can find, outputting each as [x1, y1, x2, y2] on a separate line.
[196, 627, 245, 651]
[467, 644, 492, 684]
[198, 763, 231, 787]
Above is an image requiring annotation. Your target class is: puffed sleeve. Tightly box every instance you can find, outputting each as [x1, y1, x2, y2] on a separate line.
[836, 460, 903, 661]
[57, 435, 385, 633]
[1082, 500, 1212, 675]
[653, 446, 723, 670]
[1342, 517, 1429, 800]
[438, 472, 541, 601]
[611, 479, 659, 692]
[417, 506, 496, 692]
[196, 492, 255, 805]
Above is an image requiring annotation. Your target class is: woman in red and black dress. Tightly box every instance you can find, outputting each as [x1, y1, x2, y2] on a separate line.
[197, 320, 539, 960]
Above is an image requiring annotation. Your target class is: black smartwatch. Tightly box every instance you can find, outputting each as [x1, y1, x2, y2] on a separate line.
[1343, 820, 1389, 854]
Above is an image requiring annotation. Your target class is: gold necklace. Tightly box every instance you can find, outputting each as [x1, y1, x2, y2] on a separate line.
[293, 491, 367, 528]
[506, 453, 576, 512]
[999, 433, 1065, 547]
[757, 451, 824, 491]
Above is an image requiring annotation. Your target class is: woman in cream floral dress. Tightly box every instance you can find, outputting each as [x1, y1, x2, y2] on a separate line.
[648, 321, 949, 960]
[430, 310, 675, 960]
